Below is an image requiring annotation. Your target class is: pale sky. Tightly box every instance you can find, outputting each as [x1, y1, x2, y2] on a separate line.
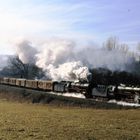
[0, 0, 140, 54]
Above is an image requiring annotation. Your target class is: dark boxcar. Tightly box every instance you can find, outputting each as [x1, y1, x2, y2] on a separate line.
[38, 80, 54, 91]
[70, 82, 89, 94]
[92, 85, 108, 97]
[53, 82, 66, 93]
[25, 80, 38, 89]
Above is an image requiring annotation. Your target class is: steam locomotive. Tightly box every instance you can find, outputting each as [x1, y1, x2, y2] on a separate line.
[0, 77, 140, 104]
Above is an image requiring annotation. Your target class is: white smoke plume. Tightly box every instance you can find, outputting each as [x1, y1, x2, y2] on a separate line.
[14, 38, 136, 81]
[36, 39, 75, 67]
[44, 61, 89, 81]
[15, 40, 38, 64]
[77, 47, 134, 71]
[15, 39, 90, 81]
[35, 39, 90, 81]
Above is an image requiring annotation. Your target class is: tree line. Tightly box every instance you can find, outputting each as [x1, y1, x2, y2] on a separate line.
[89, 67, 140, 86]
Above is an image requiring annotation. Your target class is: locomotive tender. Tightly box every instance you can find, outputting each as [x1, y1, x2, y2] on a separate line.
[0, 77, 140, 104]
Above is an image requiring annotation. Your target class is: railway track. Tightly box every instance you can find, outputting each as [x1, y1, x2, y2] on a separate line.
[0, 84, 139, 109]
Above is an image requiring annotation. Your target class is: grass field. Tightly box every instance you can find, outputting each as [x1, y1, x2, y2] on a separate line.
[0, 100, 139, 140]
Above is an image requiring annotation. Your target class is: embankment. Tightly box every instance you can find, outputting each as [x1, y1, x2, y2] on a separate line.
[0, 84, 139, 109]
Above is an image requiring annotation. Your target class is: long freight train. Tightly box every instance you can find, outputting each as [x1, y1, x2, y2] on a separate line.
[0, 77, 140, 104]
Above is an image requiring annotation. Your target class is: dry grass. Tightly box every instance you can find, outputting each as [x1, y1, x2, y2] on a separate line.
[0, 99, 139, 140]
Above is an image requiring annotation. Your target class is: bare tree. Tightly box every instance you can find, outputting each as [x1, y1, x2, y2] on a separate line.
[103, 36, 129, 53]
[103, 37, 119, 51]
[1, 55, 44, 79]
[119, 43, 129, 53]
[132, 42, 140, 62]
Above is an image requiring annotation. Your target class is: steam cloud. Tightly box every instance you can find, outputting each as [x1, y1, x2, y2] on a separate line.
[14, 38, 136, 81]
[77, 47, 134, 71]
[15, 40, 38, 64]
[35, 39, 90, 81]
